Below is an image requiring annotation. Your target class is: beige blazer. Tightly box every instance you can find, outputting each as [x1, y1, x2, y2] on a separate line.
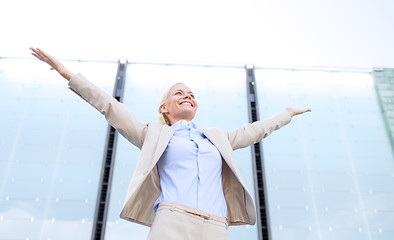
[68, 73, 292, 227]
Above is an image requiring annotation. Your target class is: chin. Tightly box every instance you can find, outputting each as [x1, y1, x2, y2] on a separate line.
[178, 110, 196, 120]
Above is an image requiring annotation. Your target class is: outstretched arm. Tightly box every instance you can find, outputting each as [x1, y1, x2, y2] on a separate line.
[228, 107, 311, 150]
[30, 47, 147, 149]
[30, 47, 73, 81]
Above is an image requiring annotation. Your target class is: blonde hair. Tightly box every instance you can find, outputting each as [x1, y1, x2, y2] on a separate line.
[158, 82, 185, 125]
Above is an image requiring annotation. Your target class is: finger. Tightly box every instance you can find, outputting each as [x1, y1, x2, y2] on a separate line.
[31, 52, 40, 59]
[31, 52, 45, 62]
[36, 48, 49, 58]
[30, 47, 43, 55]
[34, 48, 47, 58]
[36, 48, 48, 59]
[30, 47, 40, 56]
[37, 48, 56, 63]
[31, 48, 46, 60]
[35, 49, 53, 63]
[31, 48, 55, 67]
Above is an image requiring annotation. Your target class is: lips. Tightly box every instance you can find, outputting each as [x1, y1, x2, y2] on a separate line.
[179, 100, 194, 107]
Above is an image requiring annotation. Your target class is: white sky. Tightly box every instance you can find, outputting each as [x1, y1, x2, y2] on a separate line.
[1, 0, 393, 69]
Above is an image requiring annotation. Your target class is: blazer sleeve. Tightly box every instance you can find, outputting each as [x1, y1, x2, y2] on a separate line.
[227, 110, 292, 150]
[68, 73, 147, 149]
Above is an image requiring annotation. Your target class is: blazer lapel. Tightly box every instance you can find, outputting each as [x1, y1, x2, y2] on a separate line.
[202, 128, 245, 187]
[202, 129, 233, 166]
[152, 125, 175, 165]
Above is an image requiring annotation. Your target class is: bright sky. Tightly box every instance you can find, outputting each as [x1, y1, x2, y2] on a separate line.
[1, 0, 393, 69]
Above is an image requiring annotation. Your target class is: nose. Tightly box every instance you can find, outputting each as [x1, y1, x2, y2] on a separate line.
[184, 94, 191, 99]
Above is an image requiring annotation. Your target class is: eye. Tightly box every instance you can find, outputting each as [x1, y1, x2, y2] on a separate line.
[190, 94, 195, 99]
[174, 91, 182, 95]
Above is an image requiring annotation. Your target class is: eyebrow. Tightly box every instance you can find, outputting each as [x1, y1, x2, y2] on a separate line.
[173, 89, 194, 95]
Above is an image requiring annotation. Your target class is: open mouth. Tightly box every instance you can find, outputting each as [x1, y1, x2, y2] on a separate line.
[179, 101, 194, 107]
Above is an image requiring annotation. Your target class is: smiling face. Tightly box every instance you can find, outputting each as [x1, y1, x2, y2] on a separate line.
[160, 83, 197, 125]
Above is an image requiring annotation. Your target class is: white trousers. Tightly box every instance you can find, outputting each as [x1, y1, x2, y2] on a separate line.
[147, 204, 230, 240]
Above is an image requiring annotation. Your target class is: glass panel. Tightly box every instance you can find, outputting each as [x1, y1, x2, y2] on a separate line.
[105, 64, 259, 239]
[0, 58, 117, 240]
[256, 69, 394, 240]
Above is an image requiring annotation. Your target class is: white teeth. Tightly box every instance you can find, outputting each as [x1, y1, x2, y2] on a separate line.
[180, 102, 192, 107]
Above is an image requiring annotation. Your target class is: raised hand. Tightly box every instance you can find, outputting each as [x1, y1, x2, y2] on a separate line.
[30, 47, 73, 81]
[286, 107, 311, 117]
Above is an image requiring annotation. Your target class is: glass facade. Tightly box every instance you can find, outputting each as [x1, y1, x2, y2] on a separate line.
[373, 68, 394, 151]
[0, 58, 117, 240]
[1, 58, 394, 240]
[255, 69, 394, 240]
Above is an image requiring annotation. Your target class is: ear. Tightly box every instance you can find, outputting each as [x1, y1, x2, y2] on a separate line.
[160, 105, 169, 114]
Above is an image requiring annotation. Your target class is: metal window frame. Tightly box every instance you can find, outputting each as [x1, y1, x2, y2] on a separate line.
[246, 65, 271, 240]
[91, 61, 127, 240]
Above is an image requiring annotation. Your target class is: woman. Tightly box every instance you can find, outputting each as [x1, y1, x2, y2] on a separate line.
[30, 47, 310, 240]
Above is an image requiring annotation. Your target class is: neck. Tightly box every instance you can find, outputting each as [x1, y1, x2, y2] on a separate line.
[168, 117, 193, 126]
